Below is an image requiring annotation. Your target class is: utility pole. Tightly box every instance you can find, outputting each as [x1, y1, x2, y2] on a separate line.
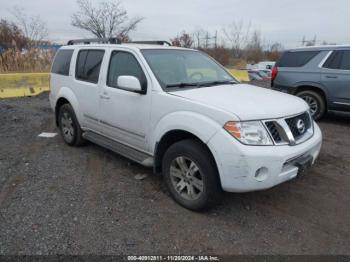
[195, 31, 200, 48]
[214, 30, 218, 48]
[205, 32, 209, 49]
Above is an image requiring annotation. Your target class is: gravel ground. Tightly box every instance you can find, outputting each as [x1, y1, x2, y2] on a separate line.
[0, 81, 349, 255]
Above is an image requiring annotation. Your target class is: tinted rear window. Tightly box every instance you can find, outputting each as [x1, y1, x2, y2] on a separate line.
[51, 50, 73, 75]
[340, 51, 350, 70]
[277, 51, 320, 67]
[76, 50, 105, 83]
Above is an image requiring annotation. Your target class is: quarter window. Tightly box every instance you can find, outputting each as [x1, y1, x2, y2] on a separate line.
[323, 51, 342, 69]
[51, 50, 73, 76]
[107, 51, 147, 91]
[323, 50, 350, 70]
[76, 50, 105, 83]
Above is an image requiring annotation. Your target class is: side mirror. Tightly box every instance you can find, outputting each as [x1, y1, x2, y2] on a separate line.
[117, 76, 143, 93]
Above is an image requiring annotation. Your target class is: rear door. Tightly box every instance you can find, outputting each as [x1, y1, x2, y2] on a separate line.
[73, 48, 105, 130]
[321, 50, 350, 108]
[50, 49, 74, 108]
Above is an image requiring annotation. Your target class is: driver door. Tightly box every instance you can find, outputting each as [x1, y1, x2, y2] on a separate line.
[98, 50, 152, 151]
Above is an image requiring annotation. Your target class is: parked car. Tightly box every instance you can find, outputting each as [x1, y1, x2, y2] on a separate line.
[260, 69, 272, 77]
[249, 70, 271, 81]
[247, 61, 276, 71]
[50, 38, 322, 210]
[272, 45, 350, 120]
[248, 71, 263, 81]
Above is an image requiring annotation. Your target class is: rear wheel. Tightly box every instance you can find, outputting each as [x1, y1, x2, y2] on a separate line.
[297, 90, 326, 120]
[162, 139, 222, 211]
[58, 104, 85, 146]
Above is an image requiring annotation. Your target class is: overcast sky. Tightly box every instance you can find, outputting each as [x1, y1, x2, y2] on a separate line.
[0, 0, 349, 48]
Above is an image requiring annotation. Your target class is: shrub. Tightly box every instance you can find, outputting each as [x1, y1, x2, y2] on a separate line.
[200, 47, 231, 66]
[0, 48, 55, 73]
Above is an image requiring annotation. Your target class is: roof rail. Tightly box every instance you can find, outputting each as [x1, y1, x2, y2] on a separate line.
[67, 37, 122, 45]
[129, 41, 172, 46]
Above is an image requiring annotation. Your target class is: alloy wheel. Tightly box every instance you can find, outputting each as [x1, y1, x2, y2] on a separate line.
[61, 112, 74, 143]
[169, 156, 204, 201]
[301, 95, 318, 116]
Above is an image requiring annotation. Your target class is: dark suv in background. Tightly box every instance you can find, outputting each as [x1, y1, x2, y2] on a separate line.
[271, 46, 350, 120]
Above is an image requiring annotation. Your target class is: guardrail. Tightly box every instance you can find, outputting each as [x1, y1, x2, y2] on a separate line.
[0, 69, 250, 99]
[227, 69, 250, 82]
[0, 73, 50, 98]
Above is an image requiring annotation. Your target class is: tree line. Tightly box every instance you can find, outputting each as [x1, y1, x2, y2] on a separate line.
[170, 24, 284, 66]
[0, 0, 333, 72]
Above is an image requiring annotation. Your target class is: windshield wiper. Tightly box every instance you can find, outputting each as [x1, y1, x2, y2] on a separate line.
[197, 80, 236, 87]
[166, 82, 199, 88]
[166, 80, 236, 89]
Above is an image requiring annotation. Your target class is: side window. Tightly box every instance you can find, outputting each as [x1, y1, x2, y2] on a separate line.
[277, 51, 320, 67]
[339, 50, 350, 70]
[107, 51, 147, 90]
[76, 50, 105, 83]
[323, 51, 343, 69]
[51, 50, 73, 76]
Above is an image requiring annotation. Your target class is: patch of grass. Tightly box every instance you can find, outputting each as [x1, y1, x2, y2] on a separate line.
[0, 48, 55, 73]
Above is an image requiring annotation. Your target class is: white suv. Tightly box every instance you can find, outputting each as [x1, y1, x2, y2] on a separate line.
[49, 38, 322, 210]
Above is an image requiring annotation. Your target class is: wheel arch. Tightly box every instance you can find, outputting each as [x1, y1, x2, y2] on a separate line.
[154, 129, 218, 173]
[54, 87, 81, 126]
[154, 129, 220, 186]
[55, 97, 70, 126]
[294, 85, 328, 109]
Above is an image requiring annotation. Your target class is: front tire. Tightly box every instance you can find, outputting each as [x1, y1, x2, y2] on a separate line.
[162, 139, 222, 211]
[58, 104, 85, 146]
[297, 90, 326, 120]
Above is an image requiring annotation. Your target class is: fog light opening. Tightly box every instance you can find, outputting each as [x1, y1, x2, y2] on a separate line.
[255, 167, 269, 182]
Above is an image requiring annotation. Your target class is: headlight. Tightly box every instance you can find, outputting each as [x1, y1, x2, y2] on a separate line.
[223, 121, 273, 146]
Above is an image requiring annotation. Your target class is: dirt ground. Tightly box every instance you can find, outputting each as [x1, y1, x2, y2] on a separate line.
[0, 82, 349, 255]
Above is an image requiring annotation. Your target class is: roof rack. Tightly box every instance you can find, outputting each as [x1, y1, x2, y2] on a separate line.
[129, 41, 172, 46]
[67, 37, 122, 45]
[66, 38, 172, 46]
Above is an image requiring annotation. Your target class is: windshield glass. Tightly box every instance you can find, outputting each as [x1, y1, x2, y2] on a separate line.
[141, 49, 236, 89]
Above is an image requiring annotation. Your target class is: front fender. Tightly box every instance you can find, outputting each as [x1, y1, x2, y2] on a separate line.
[150, 111, 222, 153]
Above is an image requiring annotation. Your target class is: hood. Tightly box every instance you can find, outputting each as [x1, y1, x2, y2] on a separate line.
[168, 84, 309, 121]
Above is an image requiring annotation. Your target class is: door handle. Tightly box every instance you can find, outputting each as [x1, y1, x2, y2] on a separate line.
[325, 75, 338, 79]
[100, 94, 110, 100]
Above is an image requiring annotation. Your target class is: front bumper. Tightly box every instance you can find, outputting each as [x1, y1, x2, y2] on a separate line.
[207, 123, 322, 192]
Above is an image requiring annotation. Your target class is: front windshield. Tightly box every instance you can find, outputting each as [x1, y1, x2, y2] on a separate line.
[141, 49, 237, 89]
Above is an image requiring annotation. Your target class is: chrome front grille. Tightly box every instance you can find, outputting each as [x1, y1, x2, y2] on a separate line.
[265, 121, 283, 143]
[264, 112, 313, 146]
[285, 112, 312, 140]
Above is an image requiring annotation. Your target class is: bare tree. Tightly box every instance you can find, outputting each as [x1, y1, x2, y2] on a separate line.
[10, 6, 48, 45]
[71, 0, 143, 39]
[265, 42, 284, 61]
[193, 28, 206, 48]
[223, 20, 251, 58]
[245, 30, 264, 63]
[171, 32, 193, 48]
[0, 19, 28, 71]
